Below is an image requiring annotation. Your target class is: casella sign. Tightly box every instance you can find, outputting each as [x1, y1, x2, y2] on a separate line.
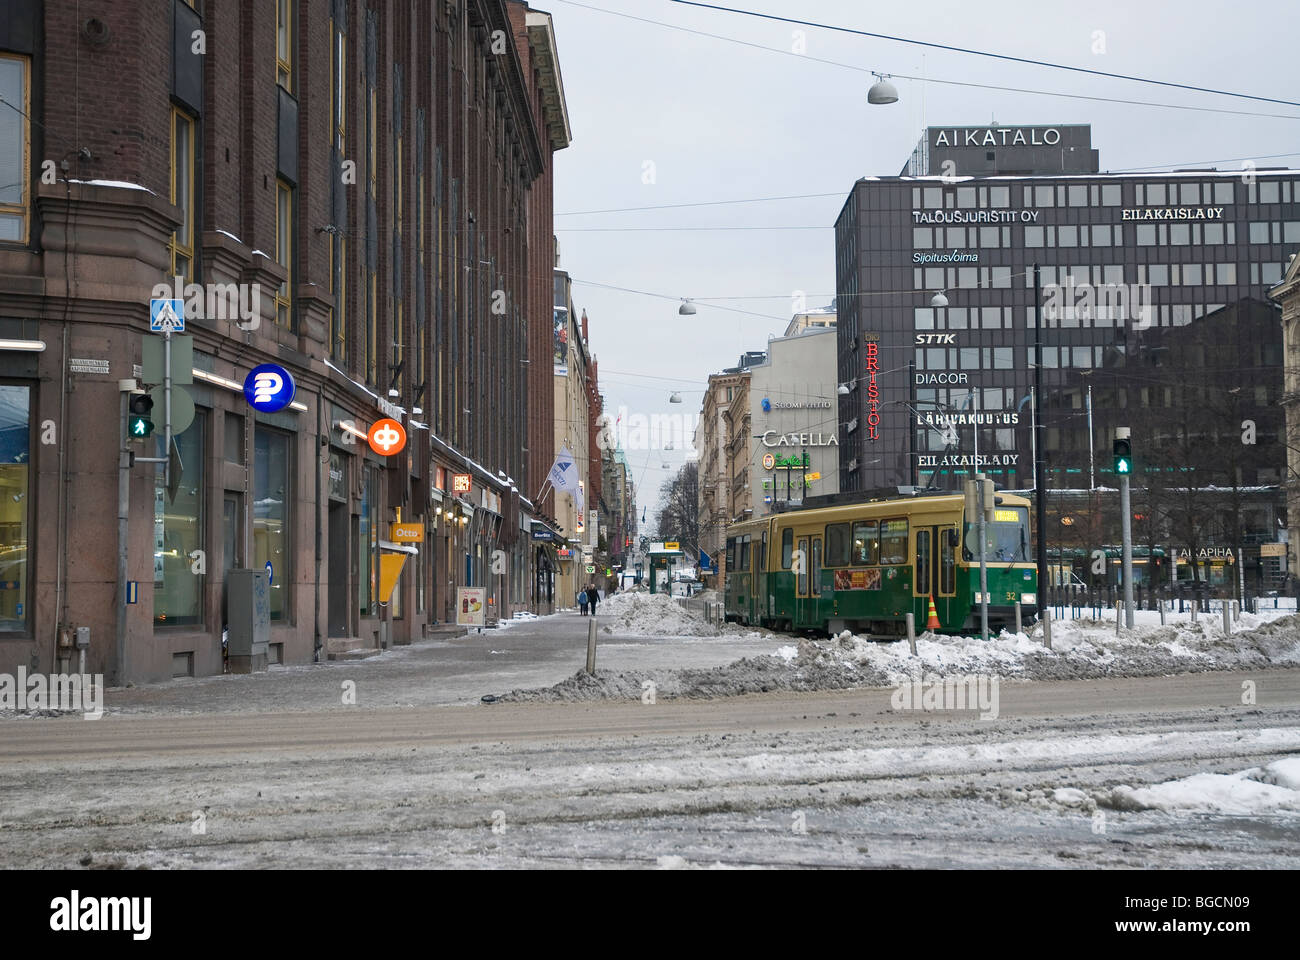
[761, 432, 837, 447]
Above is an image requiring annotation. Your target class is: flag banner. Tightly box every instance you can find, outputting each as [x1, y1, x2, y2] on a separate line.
[547, 445, 584, 512]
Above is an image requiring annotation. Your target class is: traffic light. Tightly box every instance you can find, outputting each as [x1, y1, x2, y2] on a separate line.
[1113, 436, 1132, 475]
[128, 392, 154, 439]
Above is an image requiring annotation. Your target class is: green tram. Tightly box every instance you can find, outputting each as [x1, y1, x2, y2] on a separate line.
[723, 492, 1038, 637]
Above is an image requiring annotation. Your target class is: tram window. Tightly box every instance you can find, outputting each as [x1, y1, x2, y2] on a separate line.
[880, 519, 909, 565]
[916, 530, 932, 595]
[759, 530, 768, 572]
[941, 528, 958, 594]
[726, 538, 735, 571]
[852, 520, 879, 565]
[825, 523, 850, 566]
[781, 528, 793, 569]
[739, 536, 750, 570]
[811, 539, 822, 596]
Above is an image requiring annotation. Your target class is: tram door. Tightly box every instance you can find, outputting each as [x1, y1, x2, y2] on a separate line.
[914, 525, 959, 626]
[796, 535, 810, 626]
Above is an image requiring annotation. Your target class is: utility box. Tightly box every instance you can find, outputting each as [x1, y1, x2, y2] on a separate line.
[227, 568, 270, 673]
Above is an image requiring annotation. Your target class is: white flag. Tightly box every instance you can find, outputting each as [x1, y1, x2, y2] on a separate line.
[548, 445, 584, 513]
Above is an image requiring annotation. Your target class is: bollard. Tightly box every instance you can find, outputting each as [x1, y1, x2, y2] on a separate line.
[1042, 608, 1052, 650]
[1223, 603, 1232, 637]
[1159, 599, 1166, 626]
[1116, 601, 1123, 636]
[1233, 600, 1240, 623]
[1015, 601, 1022, 637]
[1191, 602, 1197, 623]
[586, 616, 597, 674]
[906, 612, 917, 656]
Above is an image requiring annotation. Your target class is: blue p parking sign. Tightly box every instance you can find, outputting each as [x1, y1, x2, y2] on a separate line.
[243, 363, 296, 413]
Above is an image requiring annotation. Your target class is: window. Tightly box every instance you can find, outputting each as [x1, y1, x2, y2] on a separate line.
[992, 266, 1011, 288]
[1285, 222, 1300, 244]
[1091, 225, 1112, 247]
[781, 527, 793, 569]
[1249, 221, 1270, 244]
[940, 529, 957, 594]
[826, 523, 849, 566]
[1068, 184, 1088, 207]
[1101, 183, 1121, 206]
[913, 227, 932, 248]
[880, 519, 908, 565]
[0, 385, 33, 632]
[155, 411, 206, 627]
[1169, 223, 1190, 246]
[1025, 225, 1044, 248]
[276, 179, 294, 326]
[169, 108, 197, 280]
[1034, 185, 1053, 207]
[254, 427, 291, 622]
[277, 0, 294, 90]
[957, 187, 976, 208]
[851, 520, 878, 565]
[1216, 262, 1236, 285]
[1136, 224, 1156, 246]
[1179, 182, 1199, 205]
[0, 55, 30, 243]
[726, 537, 735, 571]
[359, 466, 376, 615]
[989, 186, 1009, 207]
[1259, 181, 1280, 204]
[1146, 183, 1166, 206]
[1214, 181, 1234, 205]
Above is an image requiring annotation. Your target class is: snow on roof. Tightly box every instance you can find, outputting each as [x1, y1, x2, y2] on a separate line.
[66, 178, 157, 194]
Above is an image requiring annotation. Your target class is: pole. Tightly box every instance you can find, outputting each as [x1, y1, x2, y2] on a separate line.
[976, 471, 989, 642]
[1119, 426, 1134, 629]
[972, 388, 980, 470]
[1087, 384, 1094, 492]
[1237, 547, 1245, 614]
[1033, 263, 1049, 624]
[116, 383, 132, 684]
[801, 447, 808, 503]
[163, 327, 172, 488]
[586, 615, 597, 674]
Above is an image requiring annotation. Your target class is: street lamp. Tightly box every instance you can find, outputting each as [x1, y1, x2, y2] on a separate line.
[930, 290, 949, 308]
[867, 72, 899, 105]
[678, 299, 697, 316]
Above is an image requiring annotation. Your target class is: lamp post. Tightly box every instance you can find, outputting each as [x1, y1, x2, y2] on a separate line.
[1033, 263, 1049, 620]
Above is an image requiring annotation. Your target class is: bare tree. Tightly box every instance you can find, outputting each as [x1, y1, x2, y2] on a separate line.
[655, 462, 700, 559]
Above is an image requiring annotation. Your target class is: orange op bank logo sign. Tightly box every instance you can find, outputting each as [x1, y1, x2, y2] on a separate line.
[367, 418, 407, 456]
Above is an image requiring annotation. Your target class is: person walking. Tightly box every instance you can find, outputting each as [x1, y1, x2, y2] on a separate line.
[578, 588, 588, 616]
[587, 583, 600, 616]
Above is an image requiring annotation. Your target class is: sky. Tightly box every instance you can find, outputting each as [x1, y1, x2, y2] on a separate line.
[540, 0, 1300, 524]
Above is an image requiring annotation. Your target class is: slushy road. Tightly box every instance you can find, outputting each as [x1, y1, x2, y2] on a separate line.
[2, 663, 1297, 868]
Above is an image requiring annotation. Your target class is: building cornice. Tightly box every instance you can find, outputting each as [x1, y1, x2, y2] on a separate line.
[525, 10, 572, 151]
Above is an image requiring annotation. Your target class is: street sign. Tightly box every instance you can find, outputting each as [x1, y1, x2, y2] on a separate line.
[762, 453, 775, 470]
[457, 587, 486, 627]
[453, 473, 472, 493]
[664, 541, 680, 550]
[805, 472, 822, 482]
[265, 561, 273, 585]
[367, 418, 407, 456]
[585, 564, 596, 574]
[390, 522, 425, 542]
[150, 383, 196, 435]
[243, 363, 296, 413]
[149, 298, 185, 332]
[142, 335, 193, 385]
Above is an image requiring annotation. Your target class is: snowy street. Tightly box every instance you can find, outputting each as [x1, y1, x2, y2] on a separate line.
[2, 595, 1299, 869]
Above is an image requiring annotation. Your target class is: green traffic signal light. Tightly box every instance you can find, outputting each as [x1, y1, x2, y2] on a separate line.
[1116, 457, 1130, 474]
[1113, 437, 1132, 474]
[128, 392, 155, 440]
[129, 416, 154, 438]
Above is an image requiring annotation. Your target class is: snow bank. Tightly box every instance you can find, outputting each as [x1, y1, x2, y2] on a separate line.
[1103, 759, 1300, 815]
[501, 612, 1300, 703]
[595, 591, 722, 638]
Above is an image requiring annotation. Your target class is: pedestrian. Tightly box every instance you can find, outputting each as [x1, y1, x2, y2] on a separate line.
[578, 588, 588, 616]
[588, 582, 600, 616]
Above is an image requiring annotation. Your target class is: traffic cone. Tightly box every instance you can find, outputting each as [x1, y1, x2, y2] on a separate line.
[926, 595, 941, 631]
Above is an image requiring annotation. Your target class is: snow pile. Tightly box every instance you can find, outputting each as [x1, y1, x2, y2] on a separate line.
[501, 613, 1300, 703]
[595, 591, 722, 638]
[1102, 759, 1300, 815]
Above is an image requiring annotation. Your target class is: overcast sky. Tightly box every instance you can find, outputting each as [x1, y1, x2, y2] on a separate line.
[541, 0, 1300, 524]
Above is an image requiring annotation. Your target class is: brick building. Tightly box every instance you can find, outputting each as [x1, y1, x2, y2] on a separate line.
[0, 0, 570, 682]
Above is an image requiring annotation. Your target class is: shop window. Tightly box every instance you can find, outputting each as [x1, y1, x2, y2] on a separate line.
[155, 411, 206, 627]
[0, 55, 31, 244]
[254, 427, 291, 621]
[0, 385, 33, 632]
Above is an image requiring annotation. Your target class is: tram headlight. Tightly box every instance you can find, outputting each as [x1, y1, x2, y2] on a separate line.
[1021, 593, 1036, 605]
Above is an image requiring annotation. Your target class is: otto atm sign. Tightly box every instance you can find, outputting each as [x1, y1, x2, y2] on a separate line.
[243, 363, 296, 413]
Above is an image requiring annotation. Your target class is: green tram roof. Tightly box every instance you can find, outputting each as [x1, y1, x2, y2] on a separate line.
[724, 491, 1032, 535]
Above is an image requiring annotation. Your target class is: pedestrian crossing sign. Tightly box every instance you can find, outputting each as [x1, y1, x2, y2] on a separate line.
[150, 298, 186, 332]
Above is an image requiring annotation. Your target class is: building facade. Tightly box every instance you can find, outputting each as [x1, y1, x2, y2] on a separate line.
[1270, 252, 1300, 581]
[696, 370, 742, 589]
[0, 0, 570, 682]
[835, 123, 1296, 592]
[783, 304, 836, 338]
[551, 267, 590, 606]
[748, 327, 841, 515]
